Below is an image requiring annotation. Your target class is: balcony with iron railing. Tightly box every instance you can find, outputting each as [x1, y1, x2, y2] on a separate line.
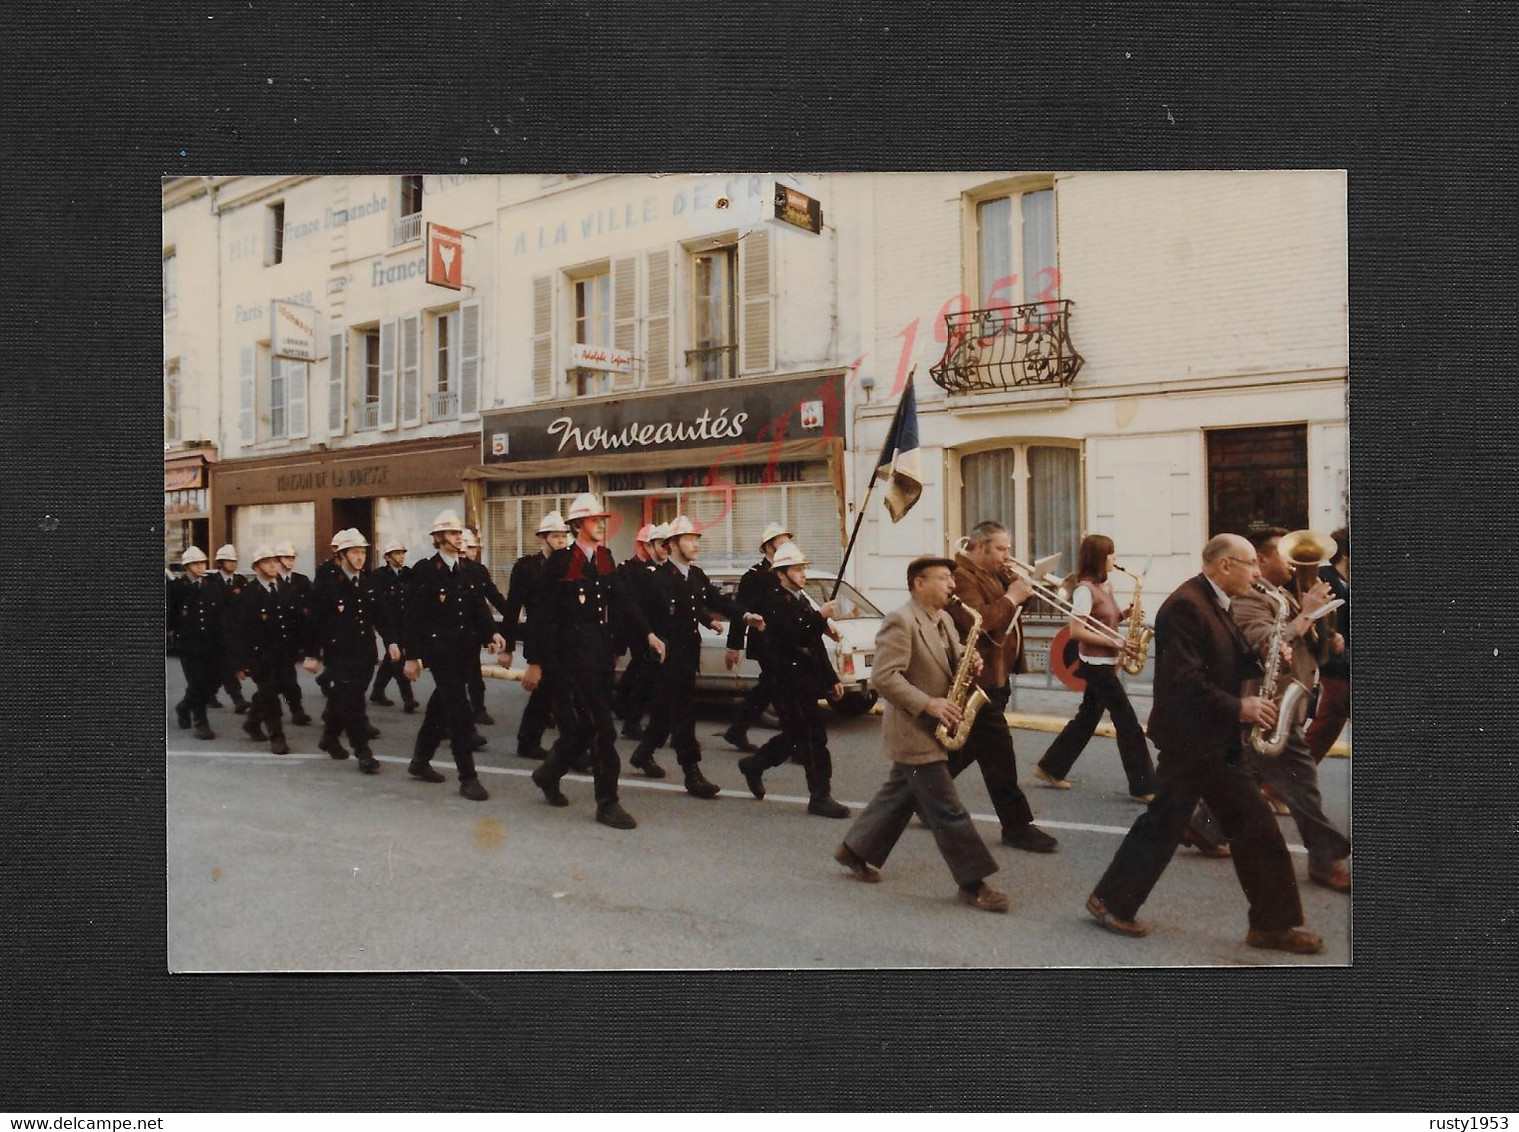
[392, 211, 423, 246]
[929, 299, 1084, 394]
[685, 343, 738, 382]
[431, 389, 459, 420]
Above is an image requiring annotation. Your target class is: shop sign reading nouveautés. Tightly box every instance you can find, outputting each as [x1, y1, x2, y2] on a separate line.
[481, 373, 846, 464]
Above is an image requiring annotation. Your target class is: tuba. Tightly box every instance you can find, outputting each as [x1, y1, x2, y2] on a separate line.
[935, 596, 990, 752]
[1278, 528, 1339, 661]
[1247, 580, 1313, 758]
[1112, 563, 1154, 676]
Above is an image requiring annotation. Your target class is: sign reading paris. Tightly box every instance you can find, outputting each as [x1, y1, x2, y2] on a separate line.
[427, 223, 464, 290]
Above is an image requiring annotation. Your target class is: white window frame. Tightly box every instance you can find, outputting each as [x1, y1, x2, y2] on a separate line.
[357, 327, 382, 431]
[966, 179, 1059, 312]
[432, 308, 461, 419]
[393, 175, 424, 245]
[267, 355, 306, 440]
[687, 241, 738, 382]
[266, 201, 285, 266]
[955, 439, 1084, 570]
[568, 265, 614, 397]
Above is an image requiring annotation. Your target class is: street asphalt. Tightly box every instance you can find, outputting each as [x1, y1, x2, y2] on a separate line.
[166, 658, 1352, 971]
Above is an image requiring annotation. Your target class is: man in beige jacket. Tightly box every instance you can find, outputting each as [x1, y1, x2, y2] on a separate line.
[832, 557, 1009, 912]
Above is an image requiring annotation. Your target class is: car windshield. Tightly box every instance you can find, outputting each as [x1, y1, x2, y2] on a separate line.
[802, 578, 882, 618]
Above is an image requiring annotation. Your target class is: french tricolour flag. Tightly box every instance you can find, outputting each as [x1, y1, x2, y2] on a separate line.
[874, 375, 922, 522]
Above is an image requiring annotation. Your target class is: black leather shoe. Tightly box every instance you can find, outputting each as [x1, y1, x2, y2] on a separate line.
[175, 706, 191, 730]
[369, 694, 394, 707]
[621, 722, 646, 741]
[407, 761, 446, 783]
[356, 751, 380, 775]
[721, 726, 758, 753]
[459, 778, 489, 801]
[474, 708, 495, 726]
[683, 768, 721, 799]
[192, 722, 215, 741]
[208, 695, 225, 709]
[1181, 828, 1231, 858]
[570, 756, 593, 774]
[269, 734, 289, 756]
[531, 766, 570, 807]
[596, 803, 637, 829]
[1003, 824, 1059, 854]
[289, 709, 313, 726]
[737, 755, 766, 799]
[242, 719, 267, 742]
[517, 745, 548, 761]
[233, 700, 250, 715]
[366, 724, 382, 740]
[630, 754, 667, 779]
[403, 699, 419, 714]
[470, 732, 488, 750]
[832, 843, 881, 883]
[318, 734, 350, 760]
[808, 794, 851, 819]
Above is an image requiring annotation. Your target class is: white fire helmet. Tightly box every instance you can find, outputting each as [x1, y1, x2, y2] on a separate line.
[180, 546, 208, 566]
[537, 510, 571, 535]
[381, 536, 408, 556]
[666, 515, 701, 539]
[213, 544, 237, 564]
[634, 523, 654, 544]
[274, 540, 297, 558]
[565, 493, 610, 522]
[250, 544, 279, 566]
[759, 522, 793, 550]
[769, 541, 809, 571]
[430, 510, 466, 535]
[333, 529, 370, 553]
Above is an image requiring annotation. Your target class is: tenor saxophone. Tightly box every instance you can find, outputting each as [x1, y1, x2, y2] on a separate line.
[1113, 564, 1154, 676]
[935, 596, 990, 752]
[1248, 580, 1312, 758]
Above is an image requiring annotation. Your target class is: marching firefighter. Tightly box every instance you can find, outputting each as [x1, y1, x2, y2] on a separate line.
[230, 544, 300, 756]
[206, 543, 250, 713]
[721, 522, 792, 753]
[369, 536, 419, 712]
[167, 545, 220, 741]
[499, 509, 572, 760]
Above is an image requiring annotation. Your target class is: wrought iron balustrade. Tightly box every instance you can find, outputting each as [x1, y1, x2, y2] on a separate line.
[928, 299, 1084, 394]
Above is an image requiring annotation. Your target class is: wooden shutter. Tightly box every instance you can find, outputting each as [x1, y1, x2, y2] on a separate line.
[645, 248, 673, 386]
[287, 359, 308, 439]
[459, 299, 481, 415]
[611, 256, 638, 392]
[238, 346, 255, 444]
[327, 332, 345, 435]
[400, 312, 421, 426]
[531, 274, 553, 401]
[379, 318, 398, 429]
[740, 228, 775, 374]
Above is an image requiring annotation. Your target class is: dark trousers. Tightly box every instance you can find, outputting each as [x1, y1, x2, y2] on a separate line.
[613, 648, 654, 724]
[1038, 663, 1157, 795]
[323, 661, 376, 753]
[634, 645, 703, 769]
[950, 685, 1036, 835]
[370, 655, 416, 705]
[466, 656, 487, 715]
[1305, 675, 1349, 764]
[219, 657, 247, 705]
[274, 656, 306, 714]
[245, 655, 287, 738]
[177, 649, 219, 724]
[1249, 725, 1351, 869]
[1092, 746, 1304, 932]
[728, 663, 776, 735]
[751, 684, 834, 795]
[539, 664, 621, 807]
[517, 677, 556, 750]
[413, 654, 480, 782]
[844, 760, 1000, 887]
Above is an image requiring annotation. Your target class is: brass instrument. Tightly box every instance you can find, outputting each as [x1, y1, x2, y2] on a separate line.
[1278, 528, 1339, 661]
[1248, 580, 1312, 758]
[998, 555, 1131, 651]
[1112, 562, 1154, 676]
[935, 596, 990, 751]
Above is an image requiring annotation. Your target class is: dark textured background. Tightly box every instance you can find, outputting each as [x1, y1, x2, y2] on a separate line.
[2, 0, 1516, 1112]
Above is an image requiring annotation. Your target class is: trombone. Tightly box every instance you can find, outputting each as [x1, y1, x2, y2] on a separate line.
[955, 538, 1131, 650]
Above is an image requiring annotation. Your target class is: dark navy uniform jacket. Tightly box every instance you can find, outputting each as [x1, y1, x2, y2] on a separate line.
[642, 559, 748, 657]
[371, 562, 411, 630]
[525, 542, 652, 671]
[304, 567, 396, 672]
[402, 553, 496, 668]
[613, 554, 659, 655]
[502, 551, 550, 654]
[726, 558, 778, 659]
[167, 574, 222, 656]
[230, 577, 300, 671]
[760, 582, 838, 696]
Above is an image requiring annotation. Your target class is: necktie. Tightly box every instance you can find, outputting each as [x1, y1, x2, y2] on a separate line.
[938, 617, 956, 671]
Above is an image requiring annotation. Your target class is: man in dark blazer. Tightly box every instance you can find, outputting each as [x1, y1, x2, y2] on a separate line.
[167, 546, 219, 741]
[369, 536, 418, 712]
[720, 521, 792, 753]
[1087, 533, 1325, 955]
[229, 544, 300, 756]
[500, 509, 571, 759]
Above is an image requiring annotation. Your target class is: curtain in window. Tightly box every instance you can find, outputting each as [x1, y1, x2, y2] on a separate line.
[1028, 445, 1080, 574]
[961, 448, 1018, 536]
[977, 197, 1013, 308]
[1022, 189, 1056, 305]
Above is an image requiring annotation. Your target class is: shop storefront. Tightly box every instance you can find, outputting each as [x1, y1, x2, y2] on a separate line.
[211, 434, 473, 571]
[164, 446, 216, 565]
[470, 370, 851, 584]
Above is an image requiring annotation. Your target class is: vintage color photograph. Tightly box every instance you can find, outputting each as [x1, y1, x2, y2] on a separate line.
[163, 171, 1350, 970]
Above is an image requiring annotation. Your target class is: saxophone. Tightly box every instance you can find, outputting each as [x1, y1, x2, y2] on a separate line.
[1248, 580, 1313, 758]
[935, 596, 990, 752]
[1113, 563, 1154, 676]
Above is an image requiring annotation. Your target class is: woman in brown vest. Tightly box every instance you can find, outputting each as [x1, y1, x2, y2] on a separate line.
[1034, 534, 1157, 802]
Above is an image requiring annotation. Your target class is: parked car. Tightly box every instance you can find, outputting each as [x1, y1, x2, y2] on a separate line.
[614, 568, 884, 717]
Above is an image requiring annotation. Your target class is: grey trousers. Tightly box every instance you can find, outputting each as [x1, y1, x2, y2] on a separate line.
[843, 760, 999, 888]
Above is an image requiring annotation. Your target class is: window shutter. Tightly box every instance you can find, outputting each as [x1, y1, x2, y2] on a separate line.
[327, 332, 345, 435]
[238, 346, 255, 444]
[611, 256, 638, 392]
[400, 312, 421, 426]
[288, 359, 308, 439]
[379, 318, 398, 429]
[645, 248, 673, 386]
[531, 274, 553, 401]
[459, 299, 481, 415]
[740, 228, 775, 374]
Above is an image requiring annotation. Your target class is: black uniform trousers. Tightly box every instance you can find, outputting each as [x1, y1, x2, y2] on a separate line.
[466, 655, 488, 715]
[219, 657, 247, 706]
[176, 647, 220, 725]
[613, 648, 655, 726]
[323, 658, 377, 753]
[634, 643, 705, 769]
[950, 684, 1036, 836]
[728, 663, 777, 735]
[370, 654, 416, 705]
[539, 662, 621, 806]
[1092, 744, 1305, 932]
[274, 658, 307, 716]
[517, 676, 556, 752]
[245, 655, 290, 738]
[413, 653, 480, 782]
[1038, 663, 1157, 796]
[750, 683, 833, 794]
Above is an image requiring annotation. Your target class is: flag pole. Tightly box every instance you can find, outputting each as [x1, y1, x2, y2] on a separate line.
[830, 368, 913, 602]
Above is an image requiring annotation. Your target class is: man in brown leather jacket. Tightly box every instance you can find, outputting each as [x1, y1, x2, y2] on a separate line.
[945, 521, 1058, 853]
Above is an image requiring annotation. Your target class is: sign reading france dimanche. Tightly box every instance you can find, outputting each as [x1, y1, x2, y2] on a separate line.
[481, 372, 846, 464]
